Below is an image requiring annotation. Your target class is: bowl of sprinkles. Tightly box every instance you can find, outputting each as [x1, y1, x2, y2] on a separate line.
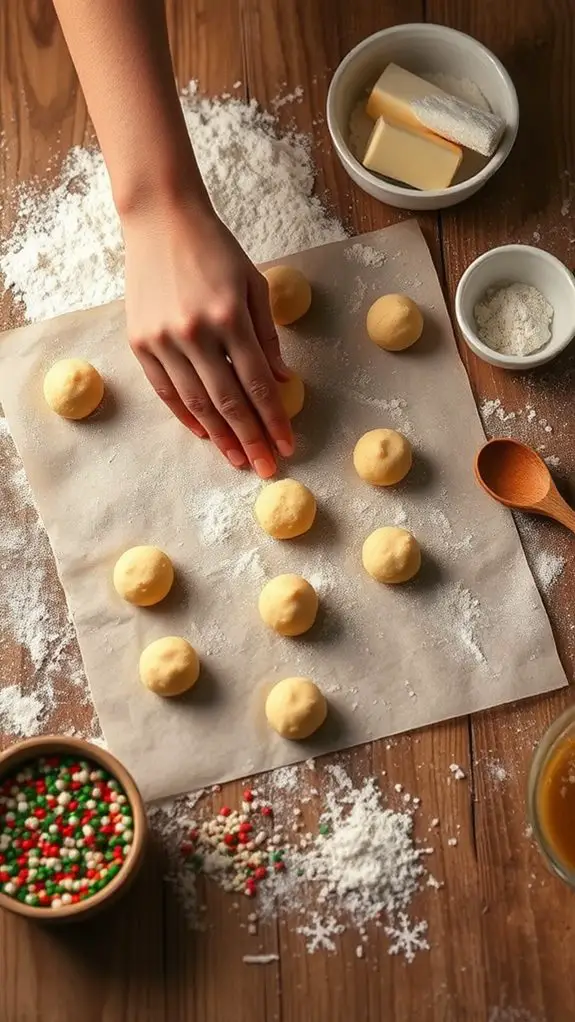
[0, 736, 147, 920]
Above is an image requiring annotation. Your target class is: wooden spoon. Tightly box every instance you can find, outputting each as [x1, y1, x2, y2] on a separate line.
[475, 438, 575, 535]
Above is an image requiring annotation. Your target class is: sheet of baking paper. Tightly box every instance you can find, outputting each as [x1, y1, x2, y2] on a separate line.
[0, 221, 567, 801]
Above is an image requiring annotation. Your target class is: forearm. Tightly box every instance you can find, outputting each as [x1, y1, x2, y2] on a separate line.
[53, 0, 209, 217]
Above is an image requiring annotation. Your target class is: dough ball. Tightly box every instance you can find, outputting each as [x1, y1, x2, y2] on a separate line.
[366, 294, 424, 351]
[114, 546, 174, 606]
[255, 479, 316, 539]
[278, 371, 305, 419]
[139, 636, 199, 697]
[259, 574, 318, 636]
[265, 677, 327, 739]
[353, 428, 412, 486]
[362, 526, 421, 584]
[43, 358, 104, 419]
[264, 265, 312, 326]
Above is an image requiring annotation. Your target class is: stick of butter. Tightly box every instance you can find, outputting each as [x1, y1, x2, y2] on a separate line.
[362, 115, 462, 190]
[366, 63, 504, 158]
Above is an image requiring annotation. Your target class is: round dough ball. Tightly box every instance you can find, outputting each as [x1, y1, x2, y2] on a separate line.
[43, 358, 104, 419]
[278, 371, 305, 419]
[265, 677, 327, 739]
[366, 294, 424, 351]
[113, 546, 174, 606]
[362, 526, 421, 584]
[353, 428, 412, 486]
[139, 636, 199, 697]
[264, 265, 312, 326]
[255, 479, 316, 539]
[259, 574, 318, 636]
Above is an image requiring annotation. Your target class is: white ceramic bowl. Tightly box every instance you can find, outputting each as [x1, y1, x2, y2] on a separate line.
[455, 245, 575, 369]
[326, 23, 519, 211]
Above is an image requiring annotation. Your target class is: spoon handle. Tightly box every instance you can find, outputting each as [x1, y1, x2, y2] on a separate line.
[539, 491, 575, 536]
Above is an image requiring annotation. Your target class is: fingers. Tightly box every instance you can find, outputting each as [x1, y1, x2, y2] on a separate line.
[184, 337, 279, 478]
[249, 272, 290, 382]
[156, 344, 251, 470]
[225, 306, 294, 459]
[136, 350, 207, 438]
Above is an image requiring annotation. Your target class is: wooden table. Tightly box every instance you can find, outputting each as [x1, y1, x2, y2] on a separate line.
[0, 2, 574, 1020]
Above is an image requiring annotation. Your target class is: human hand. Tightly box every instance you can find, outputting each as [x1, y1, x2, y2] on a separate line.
[122, 196, 294, 478]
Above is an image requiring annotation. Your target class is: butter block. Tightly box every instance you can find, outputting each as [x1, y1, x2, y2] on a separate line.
[362, 115, 462, 190]
[366, 63, 505, 158]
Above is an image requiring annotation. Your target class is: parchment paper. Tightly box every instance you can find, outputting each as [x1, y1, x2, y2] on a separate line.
[0, 222, 567, 801]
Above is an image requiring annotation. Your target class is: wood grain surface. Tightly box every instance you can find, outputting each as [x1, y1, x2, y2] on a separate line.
[0, 1, 574, 1020]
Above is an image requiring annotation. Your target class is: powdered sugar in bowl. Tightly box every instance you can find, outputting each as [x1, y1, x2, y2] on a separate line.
[455, 244, 575, 370]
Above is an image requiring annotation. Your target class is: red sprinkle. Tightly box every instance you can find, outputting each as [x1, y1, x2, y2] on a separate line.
[242, 789, 254, 803]
[261, 806, 273, 817]
[219, 807, 231, 817]
[274, 861, 286, 873]
[254, 866, 267, 880]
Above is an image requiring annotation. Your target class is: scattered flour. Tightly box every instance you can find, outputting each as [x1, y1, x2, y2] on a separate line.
[344, 242, 385, 268]
[347, 275, 369, 315]
[271, 85, 304, 110]
[479, 397, 517, 423]
[0, 416, 92, 740]
[531, 549, 566, 594]
[231, 547, 267, 582]
[0, 84, 345, 324]
[451, 584, 486, 665]
[485, 759, 509, 784]
[186, 476, 260, 547]
[0, 687, 46, 737]
[155, 764, 435, 963]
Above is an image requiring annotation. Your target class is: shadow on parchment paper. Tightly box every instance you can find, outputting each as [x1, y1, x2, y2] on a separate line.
[394, 448, 436, 495]
[393, 308, 444, 360]
[293, 500, 340, 551]
[38, 838, 170, 986]
[406, 548, 444, 593]
[298, 281, 343, 340]
[299, 596, 346, 647]
[174, 660, 224, 710]
[85, 378, 121, 424]
[287, 379, 342, 470]
[304, 701, 349, 751]
[143, 570, 194, 618]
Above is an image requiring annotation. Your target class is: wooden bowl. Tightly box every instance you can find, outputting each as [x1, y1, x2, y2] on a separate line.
[0, 736, 148, 923]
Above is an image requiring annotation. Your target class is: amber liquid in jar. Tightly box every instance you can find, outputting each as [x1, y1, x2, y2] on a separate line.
[537, 737, 575, 870]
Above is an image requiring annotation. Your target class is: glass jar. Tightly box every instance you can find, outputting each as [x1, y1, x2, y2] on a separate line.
[528, 704, 575, 888]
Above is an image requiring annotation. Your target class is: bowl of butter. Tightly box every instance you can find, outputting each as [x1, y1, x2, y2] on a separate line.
[326, 23, 519, 210]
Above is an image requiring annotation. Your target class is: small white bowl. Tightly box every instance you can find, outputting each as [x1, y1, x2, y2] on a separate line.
[455, 245, 575, 370]
[326, 23, 519, 211]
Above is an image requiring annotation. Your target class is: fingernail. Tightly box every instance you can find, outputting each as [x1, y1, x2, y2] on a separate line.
[192, 427, 207, 439]
[254, 458, 276, 479]
[227, 449, 247, 468]
[277, 437, 294, 458]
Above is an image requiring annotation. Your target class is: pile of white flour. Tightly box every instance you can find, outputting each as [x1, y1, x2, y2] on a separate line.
[155, 761, 436, 962]
[0, 84, 345, 323]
